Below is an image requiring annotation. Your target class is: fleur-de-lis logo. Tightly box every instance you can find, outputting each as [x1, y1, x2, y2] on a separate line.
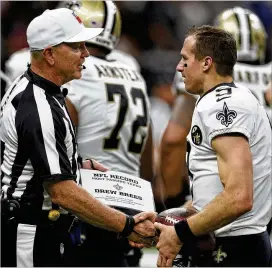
[212, 246, 227, 264]
[191, 125, 202, 145]
[113, 183, 123, 191]
[216, 102, 237, 127]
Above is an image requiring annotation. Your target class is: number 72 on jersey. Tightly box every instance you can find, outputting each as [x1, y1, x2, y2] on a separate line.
[103, 83, 149, 154]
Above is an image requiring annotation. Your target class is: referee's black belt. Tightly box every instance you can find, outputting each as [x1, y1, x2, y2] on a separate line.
[19, 210, 75, 229]
[2, 199, 75, 228]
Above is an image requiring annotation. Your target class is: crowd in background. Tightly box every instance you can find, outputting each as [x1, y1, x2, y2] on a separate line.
[1, 1, 272, 98]
[2, 1, 272, 148]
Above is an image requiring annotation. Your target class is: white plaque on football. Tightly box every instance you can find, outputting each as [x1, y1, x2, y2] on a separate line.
[80, 169, 155, 212]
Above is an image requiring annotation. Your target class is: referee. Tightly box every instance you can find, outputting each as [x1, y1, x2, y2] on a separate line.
[1, 8, 156, 267]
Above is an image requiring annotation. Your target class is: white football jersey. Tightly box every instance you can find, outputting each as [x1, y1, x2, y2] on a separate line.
[233, 62, 272, 107]
[66, 55, 150, 177]
[187, 82, 272, 237]
[150, 97, 171, 145]
[0, 70, 12, 88]
[107, 49, 141, 72]
[172, 71, 185, 96]
[5, 48, 30, 82]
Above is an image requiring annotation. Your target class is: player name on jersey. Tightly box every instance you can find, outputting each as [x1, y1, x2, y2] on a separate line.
[80, 169, 155, 212]
[94, 64, 143, 82]
[233, 63, 271, 86]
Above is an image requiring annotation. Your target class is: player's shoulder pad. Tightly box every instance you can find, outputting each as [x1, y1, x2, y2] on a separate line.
[233, 61, 272, 90]
[107, 49, 141, 72]
[197, 83, 256, 112]
[196, 83, 257, 143]
[86, 54, 142, 78]
[85, 54, 147, 94]
[5, 48, 30, 81]
[234, 61, 272, 74]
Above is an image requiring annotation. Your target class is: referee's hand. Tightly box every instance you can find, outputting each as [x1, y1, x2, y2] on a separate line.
[82, 159, 109, 172]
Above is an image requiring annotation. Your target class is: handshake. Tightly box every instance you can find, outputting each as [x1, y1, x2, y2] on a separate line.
[126, 208, 216, 267]
[123, 207, 202, 248]
[123, 211, 158, 248]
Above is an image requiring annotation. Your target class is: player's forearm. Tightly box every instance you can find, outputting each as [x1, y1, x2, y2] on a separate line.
[160, 143, 187, 197]
[187, 183, 252, 236]
[140, 125, 154, 181]
[46, 180, 126, 232]
[140, 155, 154, 182]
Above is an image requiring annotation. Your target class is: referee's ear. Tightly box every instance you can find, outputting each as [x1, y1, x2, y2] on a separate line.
[42, 47, 55, 66]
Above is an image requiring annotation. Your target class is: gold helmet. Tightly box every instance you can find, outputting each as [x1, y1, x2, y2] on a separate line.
[65, 0, 121, 52]
[214, 6, 267, 63]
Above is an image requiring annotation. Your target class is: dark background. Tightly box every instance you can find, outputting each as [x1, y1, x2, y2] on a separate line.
[1, 1, 272, 97]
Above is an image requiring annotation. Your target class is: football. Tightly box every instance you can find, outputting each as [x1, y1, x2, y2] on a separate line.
[155, 206, 216, 252]
[155, 206, 198, 226]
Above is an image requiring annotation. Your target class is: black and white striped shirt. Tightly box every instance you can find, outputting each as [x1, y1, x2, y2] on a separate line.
[1, 68, 79, 213]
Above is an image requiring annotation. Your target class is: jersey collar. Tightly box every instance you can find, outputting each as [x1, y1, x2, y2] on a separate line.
[196, 82, 236, 106]
[25, 68, 62, 95]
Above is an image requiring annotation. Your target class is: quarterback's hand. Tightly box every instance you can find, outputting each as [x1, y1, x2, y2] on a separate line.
[82, 159, 108, 172]
[128, 211, 157, 247]
[155, 222, 182, 267]
[128, 235, 158, 249]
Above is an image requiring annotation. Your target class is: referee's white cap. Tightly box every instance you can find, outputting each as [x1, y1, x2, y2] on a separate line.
[27, 8, 104, 51]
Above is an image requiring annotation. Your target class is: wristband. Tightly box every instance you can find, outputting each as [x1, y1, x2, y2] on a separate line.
[118, 215, 135, 239]
[174, 219, 197, 244]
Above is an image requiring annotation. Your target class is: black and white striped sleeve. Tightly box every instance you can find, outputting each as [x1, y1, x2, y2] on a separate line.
[15, 84, 77, 182]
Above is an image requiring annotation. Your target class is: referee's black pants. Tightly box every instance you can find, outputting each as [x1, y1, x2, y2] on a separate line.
[186, 231, 272, 267]
[1, 212, 75, 267]
[66, 226, 143, 267]
[66, 223, 132, 267]
[64, 207, 143, 267]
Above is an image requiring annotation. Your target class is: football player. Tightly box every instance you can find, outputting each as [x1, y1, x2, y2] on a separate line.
[63, 1, 155, 266]
[156, 24, 272, 267]
[215, 6, 272, 121]
[160, 6, 272, 205]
